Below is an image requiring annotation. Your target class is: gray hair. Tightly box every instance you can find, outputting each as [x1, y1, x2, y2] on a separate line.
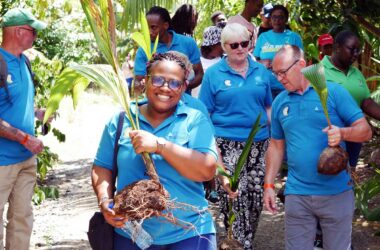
[220, 23, 251, 51]
[275, 45, 304, 61]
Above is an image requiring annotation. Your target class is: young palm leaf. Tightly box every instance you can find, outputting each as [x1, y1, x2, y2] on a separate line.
[43, 0, 159, 181]
[217, 113, 262, 192]
[301, 63, 331, 128]
[131, 12, 159, 61]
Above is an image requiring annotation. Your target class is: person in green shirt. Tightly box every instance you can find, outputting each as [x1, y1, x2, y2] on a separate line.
[321, 30, 380, 168]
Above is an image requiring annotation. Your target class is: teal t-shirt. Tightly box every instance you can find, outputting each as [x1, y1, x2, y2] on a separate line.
[94, 102, 217, 244]
[253, 29, 304, 60]
[199, 57, 273, 141]
[271, 83, 363, 195]
[134, 30, 201, 76]
[321, 56, 371, 107]
[0, 49, 34, 166]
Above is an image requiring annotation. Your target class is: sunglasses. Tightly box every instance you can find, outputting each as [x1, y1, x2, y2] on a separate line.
[19, 27, 37, 36]
[150, 75, 183, 91]
[228, 41, 250, 50]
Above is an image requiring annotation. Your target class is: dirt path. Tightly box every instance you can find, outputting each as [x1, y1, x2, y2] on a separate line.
[28, 91, 380, 249]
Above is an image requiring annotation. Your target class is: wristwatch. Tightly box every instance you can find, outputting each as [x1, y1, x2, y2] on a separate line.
[98, 195, 109, 208]
[156, 137, 166, 154]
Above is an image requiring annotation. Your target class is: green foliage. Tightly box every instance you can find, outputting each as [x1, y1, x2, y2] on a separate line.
[120, 0, 177, 32]
[131, 12, 159, 61]
[217, 114, 262, 232]
[33, 186, 59, 205]
[355, 170, 380, 236]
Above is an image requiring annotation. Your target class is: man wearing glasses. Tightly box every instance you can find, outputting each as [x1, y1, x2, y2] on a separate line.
[0, 8, 47, 250]
[264, 45, 372, 250]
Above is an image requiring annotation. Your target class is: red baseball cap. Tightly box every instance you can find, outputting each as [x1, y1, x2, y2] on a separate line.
[318, 34, 334, 46]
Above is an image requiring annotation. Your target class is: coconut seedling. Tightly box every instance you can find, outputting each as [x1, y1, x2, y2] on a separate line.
[217, 114, 262, 242]
[301, 63, 348, 175]
[43, 0, 186, 241]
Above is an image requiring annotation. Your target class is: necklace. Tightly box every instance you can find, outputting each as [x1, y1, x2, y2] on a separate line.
[227, 59, 248, 74]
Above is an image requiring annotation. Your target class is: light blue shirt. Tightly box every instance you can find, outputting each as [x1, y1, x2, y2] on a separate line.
[253, 29, 304, 60]
[271, 83, 363, 195]
[199, 57, 273, 141]
[134, 30, 201, 76]
[94, 101, 217, 244]
[0, 49, 34, 166]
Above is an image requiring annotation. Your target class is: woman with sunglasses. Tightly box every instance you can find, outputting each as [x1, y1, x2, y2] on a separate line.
[92, 52, 218, 249]
[199, 23, 275, 250]
[254, 4, 303, 98]
[322, 30, 380, 170]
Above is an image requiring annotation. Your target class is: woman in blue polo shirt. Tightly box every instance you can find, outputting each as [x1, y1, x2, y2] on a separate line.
[199, 23, 274, 250]
[254, 4, 303, 98]
[92, 52, 218, 249]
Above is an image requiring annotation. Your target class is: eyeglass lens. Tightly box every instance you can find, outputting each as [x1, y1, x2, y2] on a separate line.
[151, 75, 183, 90]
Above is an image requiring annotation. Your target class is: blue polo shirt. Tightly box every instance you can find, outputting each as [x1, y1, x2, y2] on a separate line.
[0, 49, 34, 166]
[199, 57, 273, 141]
[94, 101, 217, 244]
[134, 30, 201, 76]
[271, 83, 363, 195]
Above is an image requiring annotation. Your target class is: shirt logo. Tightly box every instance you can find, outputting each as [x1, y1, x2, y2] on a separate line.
[283, 106, 289, 116]
[314, 106, 319, 111]
[7, 74, 12, 84]
[224, 80, 231, 87]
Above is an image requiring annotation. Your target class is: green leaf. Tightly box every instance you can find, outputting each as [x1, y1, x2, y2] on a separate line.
[366, 75, 380, 82]
[301, 63, 331, 126]
[71, 77, 91, 109]
[43, 68, 89, 124]
[230, 114, 262, 191]
[217, 165, 232, 179]
[131, 32, 150, 60]
[366, 206, 380, 221]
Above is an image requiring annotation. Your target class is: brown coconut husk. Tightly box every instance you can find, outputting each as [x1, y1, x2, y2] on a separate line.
[318, 146, 349, 175]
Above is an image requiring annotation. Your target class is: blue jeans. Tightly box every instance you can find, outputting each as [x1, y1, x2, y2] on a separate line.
[114, 232, 216, 250]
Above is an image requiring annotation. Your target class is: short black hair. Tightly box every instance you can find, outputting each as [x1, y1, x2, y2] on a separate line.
[211, 11, 224, 23]
[171, 4, 196, 36]
[270, 4, 289, 20]
[147, 6, 171, 24]
[334, 30, 358, 46]
[147, 52, 187, 75]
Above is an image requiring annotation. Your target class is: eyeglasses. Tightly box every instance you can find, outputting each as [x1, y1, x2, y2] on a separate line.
[19, 27, 37, 36]
[273, 59, 299, 78]
[344, 45, 361, 55]
[228, 41, 250, 50]
[149, 75, 183, 91]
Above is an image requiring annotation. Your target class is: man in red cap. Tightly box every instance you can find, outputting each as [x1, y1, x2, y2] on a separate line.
[318, 33, 334, 60]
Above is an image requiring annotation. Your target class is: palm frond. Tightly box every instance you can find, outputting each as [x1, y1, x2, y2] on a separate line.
[120, 0, 177, 32]
[43, 68, 90, 124]
[301, 63, 331, 127]
[231, 114, 262, 191]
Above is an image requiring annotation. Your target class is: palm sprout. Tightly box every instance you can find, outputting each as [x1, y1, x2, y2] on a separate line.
[301, 63, 331, 128]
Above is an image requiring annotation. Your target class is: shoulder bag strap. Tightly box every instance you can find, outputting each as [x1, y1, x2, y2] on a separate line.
[111, 111, 125, 196]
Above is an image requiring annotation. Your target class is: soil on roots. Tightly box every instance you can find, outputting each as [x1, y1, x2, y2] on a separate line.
[113, 179, 170, 220]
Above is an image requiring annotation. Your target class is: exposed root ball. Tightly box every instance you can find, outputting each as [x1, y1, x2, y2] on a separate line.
[113, 179, 170, 220]
[318, 146, 349, 175]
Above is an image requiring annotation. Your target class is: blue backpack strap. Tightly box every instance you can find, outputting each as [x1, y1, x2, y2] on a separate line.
[111, 111, 125, 195]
